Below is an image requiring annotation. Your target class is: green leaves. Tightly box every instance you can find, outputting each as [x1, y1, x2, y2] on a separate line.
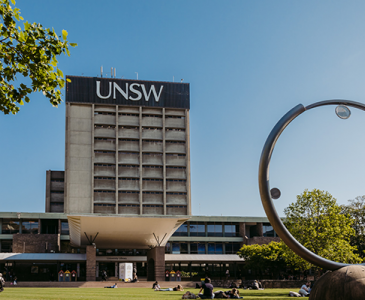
[0, 0, 77, 114]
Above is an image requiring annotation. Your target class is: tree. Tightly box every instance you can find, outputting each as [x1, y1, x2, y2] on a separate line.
[341, 196, 365, 258]
[237, 242, 286, 278]
[283, 189, 362, 273]
[0, 0, 77, 114]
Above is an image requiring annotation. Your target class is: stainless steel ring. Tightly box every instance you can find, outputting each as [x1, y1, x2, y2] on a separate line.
[258, 99, 365, 270]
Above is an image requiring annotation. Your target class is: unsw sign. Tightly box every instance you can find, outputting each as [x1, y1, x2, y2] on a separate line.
[66, 76, 190, 109]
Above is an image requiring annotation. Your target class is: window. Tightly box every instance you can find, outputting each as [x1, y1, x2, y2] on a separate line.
[208, 243, 223, 254]
[2, 220, 20, 234]
[207, 223, 223, 237]
[165, 242, 171, 254]
[172, 243, 180, 254]
[22, 220, 38, 234]
[263, 224, 276, 237]
[61, 222, 69, 235]
[1, 240, 12, 252]
[172, 224, 188, 236]
[189, 223, 205, 237]
[224, 224, 238, 237]
[225, 243, 241, 254]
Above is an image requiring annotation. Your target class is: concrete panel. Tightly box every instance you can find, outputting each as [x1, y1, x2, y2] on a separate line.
[69, 144, 92, 158]
[94, 139, 116, 151]
[94, 205, 115, 214]
[165, 130, 185, 140]
[70, 131, 92, 145]
[165, 118, 185, 128]
[118, 128, 139, 139]
[142, 141, 163, 152]
[118, 180, 139, 190]
[142, 180, 163, 191]
[119, 107, 139, 113]
[94, 179, 116, 190]
[165, 109, 185, 116]
[143, 193, 163, 204]
[118, 205, 140, 214]
[118, 115, 139, 126]
[142, 108, 162, 114]
[94, 114, 116, 125]
[69, 118, 92, 132]
[50, 193, 64, 202]
[68, 157, 92, 171]
[67, 197, 92, 213]
[94, 153, 116, 164]
[94, 192, 115, 202]
[166, 206, 187, 215]
[166, 168, 186, 179]
[166, 143, 185, 153]
[142, 129, 162, 140]
[69, 105, 92, 118]
[142, 117, 163, 127]
[94, 127, 116, 138]
[50, 205, 64, 213]
[142, 154, 163, 165]
[142, 167, 163, 178]
[118, 192, 139, 203]
[68, 171, 92, 185]
[95, 105, 116, 112]
[119, 166, 139, 177]
[143, 206, 164, 215]
[118, 153, 139, 164]
[68, 184, 92, 197]
[94, 165, 116, 177]
[118, 140, 139, 151]
[166, 181, 187, 192]
[166, 155, 186, 166]
[51, 182, 64, 191]
[166, 194, 187, 205]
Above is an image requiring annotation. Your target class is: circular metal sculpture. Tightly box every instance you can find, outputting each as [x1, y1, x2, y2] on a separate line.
[258, 99, 365, 270]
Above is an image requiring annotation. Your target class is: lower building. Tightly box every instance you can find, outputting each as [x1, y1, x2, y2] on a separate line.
[0, 212, 279, 282]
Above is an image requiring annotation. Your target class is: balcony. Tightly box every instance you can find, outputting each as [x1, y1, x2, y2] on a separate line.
[165, 118, 185, 128]
[118, 127, 139, 139]
[94, 139, 116, 151]
[118, 140, 139, 152]
[166, 143, 186, 153]
[142, 167, 163, 178]
[94, 152, 116, 164]
[94, 205, 115, 214]
[166, 194, 187, 205]
[165, 130, 185, 141]
[166, 205, 187, 215]
[142, 180, 163, 191]
[142, 117, 162, 127]
[118, 179, 139, 190]
[94, 165, 116, 177]
[142, 154, 163, 165]
[94, 179, 116, 190]
[142, 141, 163, 152]
[118, 166, 139, 177]
[118, 205, 140, 215]
[118, 192, 140, 204]
[142, 205, 163, 215]
[142, 193, 163, 204]
[166, 155, 186, 166]
[142, 129, 162, 140]
[118, 115, 139, 126]
[94, 192, 115, 202]
[94, 127, 116, 138]
[118, 152, 139, 164]
[166, 168, 186, 179]
[166, 181, 187, 192]
[94, 114, 116, 125]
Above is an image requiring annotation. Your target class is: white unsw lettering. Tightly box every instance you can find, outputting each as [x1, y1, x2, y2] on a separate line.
[96, 81, 164, 102]
[141, 85, 164, 102]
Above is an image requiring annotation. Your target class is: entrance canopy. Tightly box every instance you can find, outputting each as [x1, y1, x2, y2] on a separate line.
[0, 253, 86, 262]
[67, 214, 189, 249]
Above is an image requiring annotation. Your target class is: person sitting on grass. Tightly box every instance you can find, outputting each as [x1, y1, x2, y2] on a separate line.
[198, 278, 214, 299]
[104, 283, 118, 288]
[152, 281, 160, 290]
[156, 284, 184, 291]
[298, 281, 310, 297]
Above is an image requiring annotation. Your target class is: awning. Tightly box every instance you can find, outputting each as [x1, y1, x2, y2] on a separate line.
[165, 254, 244, 262]
[67, 214, 190, 249]
[0, 253, 86, 261]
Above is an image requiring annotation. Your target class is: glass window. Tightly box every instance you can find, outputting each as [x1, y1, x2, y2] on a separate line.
[208, 243, 215, 254]
[1, 240, 12, 252]
[198, 243, 206, 254]
[2, 220, 20, 234]
[225, 243, 241, 254]
[61, 222, 69, 235]
[172, 243, 180, 254]
[263, 224, 275, 237]
[224, 224, 238, 237]
[21, 220, 38, 234]
[172, 223, 188, 236]
[190, 243, 197, 254]
[189, 223, 205, 237]
[180, 243, 188, 254]
[165, 242, 171, 254]
[207, 223, 223, 237]
[215, 243, 223, 254]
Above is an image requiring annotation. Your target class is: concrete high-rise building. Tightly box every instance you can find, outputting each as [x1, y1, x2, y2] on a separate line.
[63, 76, 191, 216]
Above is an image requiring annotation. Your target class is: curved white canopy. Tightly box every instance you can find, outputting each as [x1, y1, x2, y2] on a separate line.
[67, 214, 189, 249]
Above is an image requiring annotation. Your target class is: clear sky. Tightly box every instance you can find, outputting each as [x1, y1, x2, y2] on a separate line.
[1, 0, 365, 217]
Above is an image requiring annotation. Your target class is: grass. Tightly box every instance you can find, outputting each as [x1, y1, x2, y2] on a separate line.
[0, 288, 296, 299]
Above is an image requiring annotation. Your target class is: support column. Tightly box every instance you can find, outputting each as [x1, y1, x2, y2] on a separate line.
[86, 245, 96, 281]
[239, 222, 247, 245]
[146, 246, 165, 281]
[258, 223, 263, 237]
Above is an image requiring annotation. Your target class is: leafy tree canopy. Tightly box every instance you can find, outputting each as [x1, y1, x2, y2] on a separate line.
[341, 196, 365, 258]
[283, 189, 362, 270]
[0, 0, 77, 114]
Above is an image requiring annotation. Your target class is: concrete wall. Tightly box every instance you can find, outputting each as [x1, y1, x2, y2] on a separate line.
[12, 234, 58, 253]
[142, 140, 163, 152]
[94, 192, 115, 202]
[94, 165, 116, 177]
[65, 104, 93, 214]
[142, 128, 163, 139]
[94, 127, 116, 138]
[142, 167, 163, 178]
[119, 140, 139, 151]
[118, 192, 139, 203]
[86, 245, 96, 281]
[141, 116, 163, 127]
[166, 142, 186, 153]
[118, 115, 139, 126]
[142, 193, 163, 204]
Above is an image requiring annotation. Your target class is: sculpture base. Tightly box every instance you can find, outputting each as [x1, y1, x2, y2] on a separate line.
[309, 265, 365, 300]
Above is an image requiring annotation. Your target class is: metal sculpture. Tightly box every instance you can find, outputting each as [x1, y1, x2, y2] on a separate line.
[258, 99, 365, 270]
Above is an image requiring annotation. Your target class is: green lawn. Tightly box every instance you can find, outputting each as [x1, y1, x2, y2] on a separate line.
[0, 288, 295, 299]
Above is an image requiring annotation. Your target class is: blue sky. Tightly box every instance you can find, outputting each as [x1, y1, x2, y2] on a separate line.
[1, 0, 365, 216]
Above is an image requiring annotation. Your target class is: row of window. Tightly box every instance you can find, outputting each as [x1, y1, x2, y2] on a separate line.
[173, 222, 239, 237]
[94, 191, 187, 195]
[1, 220, 69, 235]
[166, 242, 241, 255]
[95, 164, 186, 170]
